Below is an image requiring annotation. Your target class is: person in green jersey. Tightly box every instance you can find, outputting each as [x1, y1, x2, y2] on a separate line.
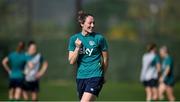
[2, 41, 26, 101]
[159, 46, 175, 101]
[68, 11, 109, 101]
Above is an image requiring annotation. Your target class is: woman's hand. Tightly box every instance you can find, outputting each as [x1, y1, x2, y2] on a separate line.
[35, 72, 42, 80]
[75, 38, 82, 48]
[28, 62, 34, 69]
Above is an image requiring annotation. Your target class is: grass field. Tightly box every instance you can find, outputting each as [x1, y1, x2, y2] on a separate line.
[1, 80, 180, 101]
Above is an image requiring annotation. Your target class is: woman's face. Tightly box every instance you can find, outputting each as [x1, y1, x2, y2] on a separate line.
[28, 44, 37, 55]
[81, 16, 94, 34]
[160, 49, 166, 58]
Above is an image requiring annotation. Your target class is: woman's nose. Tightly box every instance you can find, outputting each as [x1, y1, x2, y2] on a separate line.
[91, 23, 94, 27]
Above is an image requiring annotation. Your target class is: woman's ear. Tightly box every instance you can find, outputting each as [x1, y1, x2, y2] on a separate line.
[80, 23, 84, 27]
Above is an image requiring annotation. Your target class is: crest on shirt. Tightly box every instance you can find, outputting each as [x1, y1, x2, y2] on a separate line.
[89, 41, 95, 46]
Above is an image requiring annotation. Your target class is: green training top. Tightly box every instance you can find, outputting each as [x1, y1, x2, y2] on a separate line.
[68, 32, 108, 79]
[162, 55, 174, 84]
[8, 51, 26, 79]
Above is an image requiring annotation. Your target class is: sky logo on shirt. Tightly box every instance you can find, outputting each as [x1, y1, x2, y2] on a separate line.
[79, 47, 93, 56]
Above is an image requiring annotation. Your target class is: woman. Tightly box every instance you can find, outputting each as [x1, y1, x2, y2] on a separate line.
[2, 41, 26, 101]
[68, 11, 109, 101]
[159, 46, 175, 101]
[22, 41, 48, 101]
[140, 43, 161, 101]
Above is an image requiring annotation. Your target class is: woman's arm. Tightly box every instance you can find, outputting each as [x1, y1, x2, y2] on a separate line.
[162, 66, 170, 79]
[36, 61, 48, 79]
[160, 66, 170, 83]
[101, 51, 109, 74]
[68, 38, 81, 65]
[156, 63, 161, 73]
[2, 57, 11, 74]
[69, 47, 80, 65]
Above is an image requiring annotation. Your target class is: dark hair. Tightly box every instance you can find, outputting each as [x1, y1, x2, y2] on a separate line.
[77, 10, 93, 24]
[28, 41, 36, 48]
[146, 43, 157, 52]
[16, 41, 25, 52]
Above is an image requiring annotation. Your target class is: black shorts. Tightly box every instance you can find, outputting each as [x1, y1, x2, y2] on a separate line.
[76, 77, 104, 100]
[9, 78, 24, 89]
[23, 80, 39, 92]
[143, 79, 158, 87]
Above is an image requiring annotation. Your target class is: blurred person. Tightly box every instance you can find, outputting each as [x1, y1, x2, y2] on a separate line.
[159, 46, 175, 101]
[22, 41, 48, 101]
[68, 11, 109, 102]
[140, 43, 161, 101]
[2, 41, 26, 101]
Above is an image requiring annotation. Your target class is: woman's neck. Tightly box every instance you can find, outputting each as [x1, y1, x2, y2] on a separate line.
[27, 52, 36, 56]
[81, 30, 89, 36]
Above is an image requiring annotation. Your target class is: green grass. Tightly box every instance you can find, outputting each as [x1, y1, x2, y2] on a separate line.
[1, 80, 180, 101]
[39, 80, 180, 101]
[39, 80, 77, 101]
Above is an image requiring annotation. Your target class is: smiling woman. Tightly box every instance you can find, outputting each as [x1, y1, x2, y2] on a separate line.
[78, 11, 94, 35]
[68, 11, 109, 101]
